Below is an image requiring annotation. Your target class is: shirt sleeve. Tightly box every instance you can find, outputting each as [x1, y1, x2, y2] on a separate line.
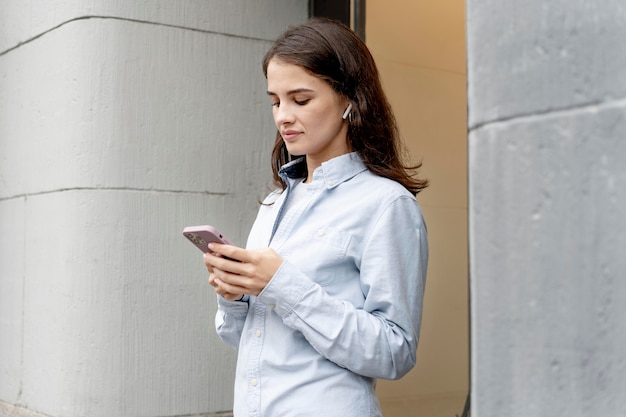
[256, 196, 428, 379]
[214, 295, 249, 349]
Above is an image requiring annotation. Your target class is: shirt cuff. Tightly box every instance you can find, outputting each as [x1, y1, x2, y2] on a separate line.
[256, 259, 315, 317]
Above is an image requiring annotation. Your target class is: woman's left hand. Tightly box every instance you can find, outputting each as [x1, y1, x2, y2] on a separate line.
[204, 243, 284, 297]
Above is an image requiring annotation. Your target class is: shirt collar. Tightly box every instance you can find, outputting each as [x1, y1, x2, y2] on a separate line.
[279, 152, 368, 189]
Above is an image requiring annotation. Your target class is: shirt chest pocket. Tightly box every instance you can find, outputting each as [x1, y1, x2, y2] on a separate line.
[293, 225, 353, 287]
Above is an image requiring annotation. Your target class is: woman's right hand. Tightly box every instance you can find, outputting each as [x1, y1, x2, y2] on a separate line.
[203, 243, 284, 299]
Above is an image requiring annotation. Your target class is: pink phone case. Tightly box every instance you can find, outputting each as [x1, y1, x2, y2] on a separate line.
[182, 225, 234, 253]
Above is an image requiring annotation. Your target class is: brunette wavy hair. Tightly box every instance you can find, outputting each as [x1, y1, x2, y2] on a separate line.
[262, 17, 428, 195]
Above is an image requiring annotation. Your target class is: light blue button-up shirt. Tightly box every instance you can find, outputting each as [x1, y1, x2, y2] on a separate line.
[215, 152, 428, 417]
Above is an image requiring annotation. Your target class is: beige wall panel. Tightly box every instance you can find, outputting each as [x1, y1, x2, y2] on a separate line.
[376, 62, 468, 210]
[366, 1, 466, 73]
[379, 392, 467, 417]
[368, 2, 469, 416]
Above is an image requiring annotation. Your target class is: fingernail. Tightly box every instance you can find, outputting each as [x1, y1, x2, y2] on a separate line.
[208, 243, 214, 250]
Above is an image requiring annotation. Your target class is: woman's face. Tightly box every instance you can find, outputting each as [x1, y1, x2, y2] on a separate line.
[266, 58, 350, 165]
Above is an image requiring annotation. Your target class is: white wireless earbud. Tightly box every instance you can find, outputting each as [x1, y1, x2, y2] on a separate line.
[342, 103, 353, 120]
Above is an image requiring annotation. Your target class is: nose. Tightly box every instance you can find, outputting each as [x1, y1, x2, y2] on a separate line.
[274, 103, 295, 126]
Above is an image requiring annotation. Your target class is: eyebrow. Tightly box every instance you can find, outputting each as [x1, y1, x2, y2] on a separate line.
[266, 88, 315, 96]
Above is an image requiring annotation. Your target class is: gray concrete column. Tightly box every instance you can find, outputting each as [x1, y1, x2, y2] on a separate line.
[468, 1, 626, 416]
[0, 1, 307, 416]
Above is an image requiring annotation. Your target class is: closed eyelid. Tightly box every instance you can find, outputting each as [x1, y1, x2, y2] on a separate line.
[266, 90, 312, 107]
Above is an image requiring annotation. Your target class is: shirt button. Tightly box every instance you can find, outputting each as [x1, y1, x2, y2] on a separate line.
[327, 180, 334, 186]
[317, 228, 325, 237]
[255, 330, 262, 337]
[251, 378, 258, 387]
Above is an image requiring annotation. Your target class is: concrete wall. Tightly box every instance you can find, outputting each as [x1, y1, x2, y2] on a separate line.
[0, 1, 307, 416]
[468, 1, 626, 416]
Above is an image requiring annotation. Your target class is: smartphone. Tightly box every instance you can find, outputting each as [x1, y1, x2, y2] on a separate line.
[182, 225, 234, 253]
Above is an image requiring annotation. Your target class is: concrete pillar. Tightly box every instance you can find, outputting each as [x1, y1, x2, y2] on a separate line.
[468, 1, 626, 416]
[0, 1, 307, 416]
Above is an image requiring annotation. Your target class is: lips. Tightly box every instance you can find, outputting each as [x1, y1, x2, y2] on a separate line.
[281, 130, 302, 142]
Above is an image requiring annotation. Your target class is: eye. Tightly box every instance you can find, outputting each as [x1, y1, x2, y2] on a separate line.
[270, 101, 280, 107]
[295, 98, 310, 105]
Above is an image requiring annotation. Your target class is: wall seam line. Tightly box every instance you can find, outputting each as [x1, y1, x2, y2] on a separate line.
[0, 187, 231, 202]
[469, 97, 626, 133]
[0, 15, 270, 57]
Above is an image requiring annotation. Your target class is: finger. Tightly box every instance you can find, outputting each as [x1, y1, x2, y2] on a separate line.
[208, 243, 248, 263]
[221, 292, 245, 302]
[213, 267, 244, 287]
[213, 285, 238, 299]
[215, 278, 245, 299]
[209, 276, 230, 295]
[203, 253, 215, 273]
[208, 273, 218, 288]
[205, 251, 247, 276]
[217, 272, 266, 296]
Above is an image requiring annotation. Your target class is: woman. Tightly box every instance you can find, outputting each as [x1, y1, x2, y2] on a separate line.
[204, 17, 428, 417]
